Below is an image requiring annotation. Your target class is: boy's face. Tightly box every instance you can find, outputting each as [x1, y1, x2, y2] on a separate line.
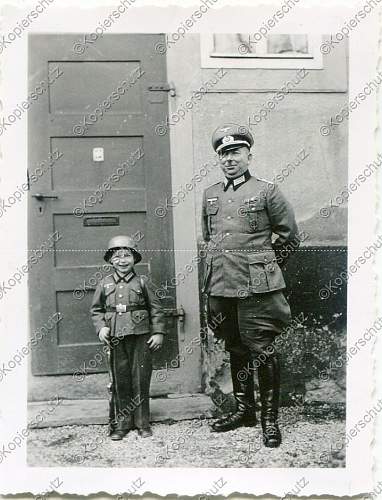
[110, 248, 135, 275]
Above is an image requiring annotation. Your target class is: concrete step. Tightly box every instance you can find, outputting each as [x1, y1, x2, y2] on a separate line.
[28, 394, 214, 428]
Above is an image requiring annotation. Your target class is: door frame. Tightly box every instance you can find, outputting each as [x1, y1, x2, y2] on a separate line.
[161, 45, 203, 395]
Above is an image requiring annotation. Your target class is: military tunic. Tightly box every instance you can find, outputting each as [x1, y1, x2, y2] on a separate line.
[90, 271, 165, 431]
[202, 174, 299, 298]
[91, 272, 165, 338]
[202, 172, 299, 347]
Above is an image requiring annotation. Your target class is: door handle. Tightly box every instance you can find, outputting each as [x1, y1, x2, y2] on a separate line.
[148, 83, 176, 97]
[164, 306, 185, 325]
[32, 193, 59, 201]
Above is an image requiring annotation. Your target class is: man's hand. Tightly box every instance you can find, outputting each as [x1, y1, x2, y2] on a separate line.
[147, 333, 164, 351]
[99, 326, 111, 344]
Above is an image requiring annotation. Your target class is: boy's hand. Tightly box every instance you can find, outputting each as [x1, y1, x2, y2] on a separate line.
[99, 326, 111, 344]
[147, 334, 164, 351]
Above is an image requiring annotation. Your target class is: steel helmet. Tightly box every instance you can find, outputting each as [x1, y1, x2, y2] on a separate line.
[104, 235, 142, 263]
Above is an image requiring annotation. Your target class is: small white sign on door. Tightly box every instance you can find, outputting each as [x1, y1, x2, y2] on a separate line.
[92, 147, 104, 162]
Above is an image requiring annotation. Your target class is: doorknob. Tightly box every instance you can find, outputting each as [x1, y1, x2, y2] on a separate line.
[32, 193, 59, 201]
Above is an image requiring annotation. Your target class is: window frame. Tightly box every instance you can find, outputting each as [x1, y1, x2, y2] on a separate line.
[200, 34, 324, 70]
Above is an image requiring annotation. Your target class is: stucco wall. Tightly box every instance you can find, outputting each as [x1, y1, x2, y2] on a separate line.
[192, 91, 348, 245]
[167, 34, 348, 246]
[167, 34, 348, 404]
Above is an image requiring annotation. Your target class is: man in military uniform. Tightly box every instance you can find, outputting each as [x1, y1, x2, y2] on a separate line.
[201, 123, 300, 448]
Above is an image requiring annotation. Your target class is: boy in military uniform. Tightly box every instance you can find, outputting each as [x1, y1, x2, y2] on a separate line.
[91, 235, 166, 440]
[202, 123, 300, 448]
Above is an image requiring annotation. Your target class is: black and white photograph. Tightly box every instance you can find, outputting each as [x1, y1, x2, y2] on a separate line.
[0, 1, 380, 497]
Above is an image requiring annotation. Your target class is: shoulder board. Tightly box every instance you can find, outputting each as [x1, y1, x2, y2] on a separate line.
[139, 275, 147, 291]
[255, 176, 274, 185]
[127, 274, 145, 289]
[136, 275, 149, 303]
[207, 181, 224, 189]
[103, 274, 115, 285]
[205, 181, 224, 191]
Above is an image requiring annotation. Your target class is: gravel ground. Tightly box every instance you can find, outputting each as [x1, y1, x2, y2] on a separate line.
[28, 406, 345, 468]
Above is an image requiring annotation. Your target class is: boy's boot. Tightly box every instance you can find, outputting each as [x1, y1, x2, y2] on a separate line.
[138, 428, 153, 438]
[110, 421, 130, 441]
[211, 353, 257, 432]
[258, 352, 281, 448]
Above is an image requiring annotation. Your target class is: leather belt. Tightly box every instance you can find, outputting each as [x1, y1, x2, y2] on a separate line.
[106, 304, 148, 313]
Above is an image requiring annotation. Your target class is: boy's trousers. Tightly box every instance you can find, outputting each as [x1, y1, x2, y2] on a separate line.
[109, 333, 152, 432]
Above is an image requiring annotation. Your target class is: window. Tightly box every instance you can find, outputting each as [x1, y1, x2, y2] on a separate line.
[201, 34, 323, 69]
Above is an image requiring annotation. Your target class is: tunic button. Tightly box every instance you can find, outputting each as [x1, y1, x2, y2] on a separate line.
[227, 216, 232, 220]
[118, 312, 122, 316]
[118, 294, 123, 298]
[119, 285, 123, 288]
[226, 232, 230, 236]
[228, 199, 233, 203]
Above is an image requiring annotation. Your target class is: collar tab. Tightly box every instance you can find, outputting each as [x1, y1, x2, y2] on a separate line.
[223, 170, 251, 191]
[113, 271, 135, 283]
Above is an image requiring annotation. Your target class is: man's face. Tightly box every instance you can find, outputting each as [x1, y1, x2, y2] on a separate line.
[110, 248, 135, 275]
[218, 146, 252, 178]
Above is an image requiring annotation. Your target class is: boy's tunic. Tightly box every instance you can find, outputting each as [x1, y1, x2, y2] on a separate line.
[90, 272, 165, 431]
[91, 272, 165, 337]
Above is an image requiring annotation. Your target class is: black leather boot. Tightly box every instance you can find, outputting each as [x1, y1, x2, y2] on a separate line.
[258, 353, 282, 448]
[211, 354, 257, 432]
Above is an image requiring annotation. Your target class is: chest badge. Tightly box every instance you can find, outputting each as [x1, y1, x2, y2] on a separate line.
[242, 199, 258, 230]
[207, 197, 218, 204]
[244, 197, 259, 210]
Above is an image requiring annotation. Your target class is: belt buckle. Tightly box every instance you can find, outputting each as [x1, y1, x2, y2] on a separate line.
[116, 303, 127, 313]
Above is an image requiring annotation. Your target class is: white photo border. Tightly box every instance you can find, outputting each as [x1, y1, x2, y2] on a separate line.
[0, 0, 380, 496]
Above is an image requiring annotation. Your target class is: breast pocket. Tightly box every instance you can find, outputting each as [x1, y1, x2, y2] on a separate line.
[129, 288, 146, 306]
[104, 284, 116, 306]
[206, 200, 220, 235]
[240, 200, 267, 232]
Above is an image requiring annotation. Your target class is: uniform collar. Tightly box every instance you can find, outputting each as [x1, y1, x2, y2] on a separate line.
[223, 169, 251, 191]
[113, 271, 135, 283]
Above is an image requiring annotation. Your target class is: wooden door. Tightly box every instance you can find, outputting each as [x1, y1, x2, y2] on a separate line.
[28, 34, 179, 383]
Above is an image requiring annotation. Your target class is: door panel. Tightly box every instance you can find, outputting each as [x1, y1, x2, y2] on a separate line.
[29, 34, 179, 386]
[49, 61, 142, 113]
[50, 137, 145, 190]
